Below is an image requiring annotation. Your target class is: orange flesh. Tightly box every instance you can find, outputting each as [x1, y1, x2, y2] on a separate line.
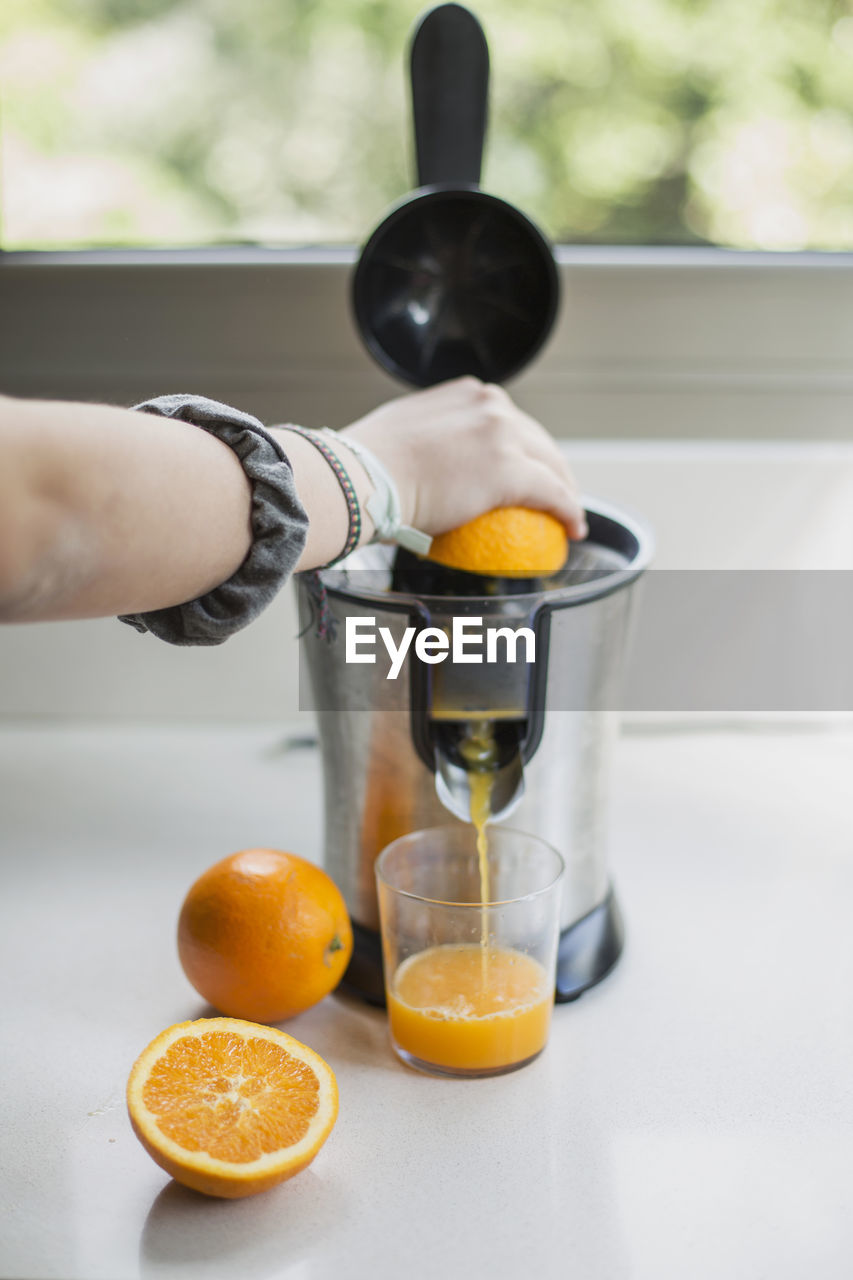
[142, 1030, 320, 1162]
[387, 944, 552, 1071]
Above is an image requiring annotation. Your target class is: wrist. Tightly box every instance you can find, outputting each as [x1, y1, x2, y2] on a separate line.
[273, 423, 431, 564]
[336, 429, 431, 555]
[271, 426, 374, 569]
[340, 428, 416, 529]
[321, 433, 376, 542]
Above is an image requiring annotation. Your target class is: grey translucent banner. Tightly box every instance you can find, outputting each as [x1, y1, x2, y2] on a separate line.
[297, 571, 853, 712]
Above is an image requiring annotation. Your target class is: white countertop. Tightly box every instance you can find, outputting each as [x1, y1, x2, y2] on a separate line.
[2, 721, 852, 1280]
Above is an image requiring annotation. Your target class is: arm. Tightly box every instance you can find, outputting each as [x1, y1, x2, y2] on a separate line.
[0, 395, 256, 622]
[0, 380, 586, 625]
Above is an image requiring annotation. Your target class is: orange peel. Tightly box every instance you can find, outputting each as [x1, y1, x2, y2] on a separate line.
[427, 506, 568, 577]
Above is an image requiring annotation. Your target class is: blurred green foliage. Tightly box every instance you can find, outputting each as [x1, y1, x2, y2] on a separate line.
[2, 0, 853, 247]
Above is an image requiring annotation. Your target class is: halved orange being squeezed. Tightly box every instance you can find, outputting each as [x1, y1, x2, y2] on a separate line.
[127, 1018, 338, 1198]
[426, 506, 568, 577]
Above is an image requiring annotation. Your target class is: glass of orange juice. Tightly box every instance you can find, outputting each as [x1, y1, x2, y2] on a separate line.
[375, 825, 564, 1078]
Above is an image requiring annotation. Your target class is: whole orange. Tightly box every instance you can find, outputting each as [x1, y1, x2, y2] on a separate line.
[426, 507, 568, 577]
[177, 849, 353, 1023]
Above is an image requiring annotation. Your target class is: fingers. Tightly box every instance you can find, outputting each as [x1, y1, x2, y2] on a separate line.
[499, 459, 588, 540]
[513, 406, 579, 491]
[346, 377, 587, 541]
[460, 383, 587, 538]
[462, 382, 575, 482]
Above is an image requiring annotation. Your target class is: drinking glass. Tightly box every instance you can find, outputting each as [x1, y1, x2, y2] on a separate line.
[375, 825, 565, 1077]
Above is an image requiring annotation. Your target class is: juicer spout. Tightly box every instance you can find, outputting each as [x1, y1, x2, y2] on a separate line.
[432, 718, 525, 824]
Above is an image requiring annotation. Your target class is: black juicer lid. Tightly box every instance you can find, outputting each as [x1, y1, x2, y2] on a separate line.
[351, 3, 560, 387]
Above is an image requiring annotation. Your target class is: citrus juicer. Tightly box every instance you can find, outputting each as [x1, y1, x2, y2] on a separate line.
[298, 2, 653, 1002]
[299, 505, 652, 1004]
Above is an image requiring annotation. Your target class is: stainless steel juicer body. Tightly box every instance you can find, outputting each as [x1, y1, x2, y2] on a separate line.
[299, 499, 652, 1002]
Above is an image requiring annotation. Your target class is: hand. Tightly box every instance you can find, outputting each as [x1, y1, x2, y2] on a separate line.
[339, 377, 587, 540]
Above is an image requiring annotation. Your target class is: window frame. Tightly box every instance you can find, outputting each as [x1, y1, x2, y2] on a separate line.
[1, 245, 852, 441]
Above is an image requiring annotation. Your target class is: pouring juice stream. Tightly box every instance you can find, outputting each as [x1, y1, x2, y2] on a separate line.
[458, 720, 498, 983]
[383, 716, 553, 1074]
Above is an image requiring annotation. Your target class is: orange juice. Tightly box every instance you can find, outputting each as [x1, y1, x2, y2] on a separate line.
[460, 721, 497, 980]
[469, 763, 492, 980]
[381, 722, 557, 1074]
[387, 943, 552, 1072]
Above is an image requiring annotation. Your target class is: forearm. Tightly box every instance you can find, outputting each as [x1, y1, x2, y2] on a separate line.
[0, 396, 256, 622]
[0, 397, 376, 625]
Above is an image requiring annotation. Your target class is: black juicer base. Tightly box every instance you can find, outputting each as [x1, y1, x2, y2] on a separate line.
[339, 887, 624, 1007]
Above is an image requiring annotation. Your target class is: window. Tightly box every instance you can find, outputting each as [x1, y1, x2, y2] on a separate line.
[3, 0, 853, 250]
[3, 3, 852, 449]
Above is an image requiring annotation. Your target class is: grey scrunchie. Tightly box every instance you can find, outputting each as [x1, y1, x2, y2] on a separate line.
[119, 394, 309, 646]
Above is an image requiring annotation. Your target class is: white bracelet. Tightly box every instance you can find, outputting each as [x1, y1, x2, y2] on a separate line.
[317, 429, 432, 556]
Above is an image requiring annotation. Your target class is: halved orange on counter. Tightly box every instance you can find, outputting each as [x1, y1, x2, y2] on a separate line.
[127, 1018, 338, 1198]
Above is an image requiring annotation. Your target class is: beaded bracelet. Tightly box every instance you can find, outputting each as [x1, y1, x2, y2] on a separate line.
[318, 429, 432, 555]
[283, 425, 361, 565]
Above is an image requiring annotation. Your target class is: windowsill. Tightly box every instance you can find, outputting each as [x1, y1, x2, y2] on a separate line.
[3, 243, 853, 267]
[3, 245, 853, 442]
